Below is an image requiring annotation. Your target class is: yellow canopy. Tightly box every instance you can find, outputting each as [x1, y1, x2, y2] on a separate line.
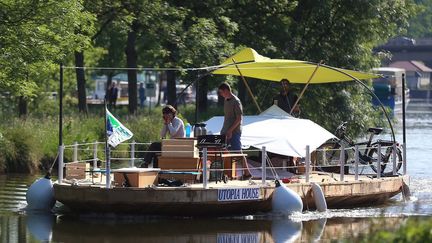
[212, 48, 378, 83]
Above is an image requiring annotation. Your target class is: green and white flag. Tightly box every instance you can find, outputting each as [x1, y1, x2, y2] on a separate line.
[106, 109, 133, 147]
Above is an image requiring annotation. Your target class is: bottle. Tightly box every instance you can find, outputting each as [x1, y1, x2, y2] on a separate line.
[185, 123, 191, 138]
[201, 123, 207, 135]
[194, 124, 202, 137]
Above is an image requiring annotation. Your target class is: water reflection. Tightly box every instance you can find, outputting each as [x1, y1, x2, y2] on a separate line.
[26, 212, 55, 242]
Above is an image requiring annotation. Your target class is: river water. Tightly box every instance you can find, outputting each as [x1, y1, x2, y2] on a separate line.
[1, 103, 432, 242]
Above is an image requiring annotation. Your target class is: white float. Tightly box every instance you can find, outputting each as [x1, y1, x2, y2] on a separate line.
[26, 175, 55, 211]
[272, 180, 303, 214]
[311, 182, 327, 212]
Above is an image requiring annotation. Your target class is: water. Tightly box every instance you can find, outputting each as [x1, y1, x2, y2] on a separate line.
[1, 104, 432, 242]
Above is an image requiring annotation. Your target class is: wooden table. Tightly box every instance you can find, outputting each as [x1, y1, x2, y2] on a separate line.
[207, 153, 247, 179]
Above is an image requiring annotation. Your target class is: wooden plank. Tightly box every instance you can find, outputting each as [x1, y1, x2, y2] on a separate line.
[162, 139, 197, 147]
[161, 145, 199, 158]
[158, 157, 200, 170]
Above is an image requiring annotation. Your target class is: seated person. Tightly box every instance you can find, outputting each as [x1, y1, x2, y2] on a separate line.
[141, 105, 185, 168]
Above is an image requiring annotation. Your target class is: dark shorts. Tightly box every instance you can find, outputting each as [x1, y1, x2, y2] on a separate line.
[227, 132, 242, 151]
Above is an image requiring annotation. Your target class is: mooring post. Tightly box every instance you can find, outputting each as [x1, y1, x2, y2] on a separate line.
[305, 145, 310, 183]
[261, 146, 266, 185]
[354, 145, 359, 181]
[73, 141, 78, 162]
[130, 140, 136, 168]
[402, 143, 407, 175]
[377, 143, 381, 179]
[93, 141, 98, 169]
[203, 147, 208, 189]
[392, 143, 397, 176]
[340, 144, 345, 181]
[58, 145, 64, 183]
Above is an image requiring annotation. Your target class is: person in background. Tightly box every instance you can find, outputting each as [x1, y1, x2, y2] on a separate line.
[273, 78, 300, 171]
[139, 83, 146, 108]
[273, 79, 300, 117]
[141, 105, 185, 168]
[218, 82, 252, 180]
[108, 82, 118, 109]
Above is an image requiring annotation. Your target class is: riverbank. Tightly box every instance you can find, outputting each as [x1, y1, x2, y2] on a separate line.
[0, 104, 225, 174]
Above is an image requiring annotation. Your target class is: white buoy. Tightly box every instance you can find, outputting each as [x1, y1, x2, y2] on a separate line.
[311, 182, 327, 212]
[26, 175, 55, 211]
[272, 180, 303, 214]
[26, 212, 54, 242]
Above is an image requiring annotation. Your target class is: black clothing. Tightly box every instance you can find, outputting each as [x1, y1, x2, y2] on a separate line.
[274, 91, 298, 114]
[142, 142, 161, 168]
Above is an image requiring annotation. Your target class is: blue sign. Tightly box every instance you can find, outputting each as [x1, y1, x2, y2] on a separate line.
[217, 187, 261, 201]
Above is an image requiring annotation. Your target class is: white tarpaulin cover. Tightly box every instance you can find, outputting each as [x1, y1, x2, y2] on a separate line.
[204, 105, 335, 157]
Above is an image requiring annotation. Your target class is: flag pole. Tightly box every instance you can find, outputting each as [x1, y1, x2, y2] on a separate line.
[104, 99, 111, 189]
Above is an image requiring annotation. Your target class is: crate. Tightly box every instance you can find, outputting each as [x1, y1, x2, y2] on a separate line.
[65, 162, 90, 180]
[161, 139, 198, 158]
[113, 168, 159, 188]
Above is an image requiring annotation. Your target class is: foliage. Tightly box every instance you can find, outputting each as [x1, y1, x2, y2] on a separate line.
[357, 217, 432, 242]
[223, 0, 416, 136]
[407, 0, 432, 38]
[0, 0, 95, 98]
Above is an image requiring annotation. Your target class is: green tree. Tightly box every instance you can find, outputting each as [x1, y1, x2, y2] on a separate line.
[226, 0, 416, 135]
[407, 0, 432, 37]
[0, 0, 95, 116]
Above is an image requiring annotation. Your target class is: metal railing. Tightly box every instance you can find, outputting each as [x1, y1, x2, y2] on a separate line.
[57, 141, 407, 188]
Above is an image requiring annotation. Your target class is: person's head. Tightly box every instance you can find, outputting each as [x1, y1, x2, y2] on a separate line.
[140, 82, 144, 87]
[162, 105, 176, 119]
[111, 81, 117, 87]
[280, 79, 290, 94]
[218, 82, 232, 99]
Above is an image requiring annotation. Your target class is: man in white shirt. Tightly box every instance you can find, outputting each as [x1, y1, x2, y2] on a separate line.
[141, 105, 184, 168]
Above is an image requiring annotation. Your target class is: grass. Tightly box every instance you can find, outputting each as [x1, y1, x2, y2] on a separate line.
[0, 103, 225, 174]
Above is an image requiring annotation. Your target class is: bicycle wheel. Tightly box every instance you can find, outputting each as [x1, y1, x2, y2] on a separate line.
[313, 141, 348, 171]
[368, 146, 403, 176]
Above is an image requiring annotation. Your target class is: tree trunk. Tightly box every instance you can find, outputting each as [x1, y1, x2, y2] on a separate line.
[75, 51, 88, 113]
[166, 70, 177, 107]
[18, 96, 27, 118]
[198, 76, 209, 113]
[126, 22, 138, 115]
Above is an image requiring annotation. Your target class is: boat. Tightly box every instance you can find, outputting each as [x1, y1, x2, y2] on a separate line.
[372, 67, 410, 115]
[29, 48, 409, 216]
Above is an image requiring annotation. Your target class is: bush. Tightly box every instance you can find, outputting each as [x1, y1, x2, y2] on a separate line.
[357, 217, 432, 242]
[0, 102, 227, 174]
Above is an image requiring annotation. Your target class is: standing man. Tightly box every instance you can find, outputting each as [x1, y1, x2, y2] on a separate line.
[139, 82, 146, 108]
[218, 82, 252, 179]
[274, 79, 300, 117]
[108, 82, 119, 109]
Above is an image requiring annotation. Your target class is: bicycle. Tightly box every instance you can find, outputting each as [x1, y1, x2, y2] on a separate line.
[313, 122, 403, 176]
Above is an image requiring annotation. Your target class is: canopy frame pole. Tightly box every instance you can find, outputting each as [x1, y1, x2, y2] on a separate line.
[232, 58, 262, 113]
[289, 61, 323, 115]
[321, 64, 396, 143]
